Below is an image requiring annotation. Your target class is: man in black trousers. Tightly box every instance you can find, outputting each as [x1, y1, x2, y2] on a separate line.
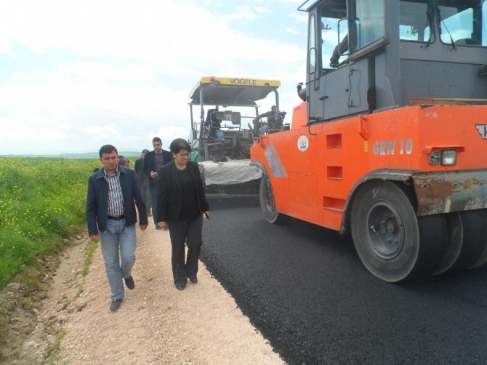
[143, 137, 172, 229]
[134, 149, 151, 216]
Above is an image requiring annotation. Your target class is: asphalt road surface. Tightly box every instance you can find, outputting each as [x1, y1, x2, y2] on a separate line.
[201, 199, 487, 365]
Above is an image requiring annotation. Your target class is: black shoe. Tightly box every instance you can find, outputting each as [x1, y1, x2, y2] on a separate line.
[188, 275, 198, 284]
[124, 276, 135, 290]
[175, 283, 186, 291]
[110, 299, 123, 312]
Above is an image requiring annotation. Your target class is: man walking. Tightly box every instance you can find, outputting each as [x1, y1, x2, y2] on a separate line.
[134, 149, 151, 216]
[86, 144, 148, 312]
[143, 137, 172, 229]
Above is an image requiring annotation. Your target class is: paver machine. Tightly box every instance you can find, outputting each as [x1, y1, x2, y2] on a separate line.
[188, 76, 282, 198]
[251, 0, 487, 282]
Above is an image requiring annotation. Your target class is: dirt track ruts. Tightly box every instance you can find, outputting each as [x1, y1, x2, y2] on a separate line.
[10, 226, 284, 365]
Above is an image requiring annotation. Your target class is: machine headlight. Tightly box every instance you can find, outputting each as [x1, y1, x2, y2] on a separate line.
[428, 151, 441, 165]
[441, 150, 457, 166]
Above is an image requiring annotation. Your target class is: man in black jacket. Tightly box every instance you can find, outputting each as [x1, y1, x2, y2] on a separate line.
[253, 105, 286, 135]
[143, 137, 172, 229]
[134, 149, 151, 216]
[156, 138, 209, 290]
[86, 144, 148, 312]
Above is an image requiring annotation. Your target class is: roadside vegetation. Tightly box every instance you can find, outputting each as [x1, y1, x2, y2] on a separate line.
[0, 155, 146, 362]
[0, 157, 100, 360]
[0, 157, 98, 290]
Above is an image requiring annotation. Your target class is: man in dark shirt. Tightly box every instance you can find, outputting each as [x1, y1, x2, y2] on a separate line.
[86, 144, 148, 312]
[254, 105, 286, 135]
[143, 137, 172, 229]
[134, 149, 151, 216]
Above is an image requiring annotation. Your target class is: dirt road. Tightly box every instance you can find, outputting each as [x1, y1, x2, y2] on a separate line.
[10, 226, 284, 365]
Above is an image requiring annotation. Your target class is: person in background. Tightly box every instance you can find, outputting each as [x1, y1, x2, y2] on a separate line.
[253, 105, 286, 135]
[157, 138, 209, 291]
[143, 137, 172, 229]
[93, 167, 100, 173]
[330, 34, 348, 68]
[86, 144, 148, 312]
[134, 149, 151, 216]
[118, 156, 130, 168]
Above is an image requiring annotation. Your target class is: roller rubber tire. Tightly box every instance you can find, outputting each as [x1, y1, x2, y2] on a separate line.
[351, 181, 446, 283]
[469, 210, 487, 269]
[432, 213, 463, 275]
[259, 172, 290, 225]
[449, 210, 487, 270]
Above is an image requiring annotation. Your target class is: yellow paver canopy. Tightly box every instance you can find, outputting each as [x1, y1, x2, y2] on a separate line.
[189, 76, 281, 106]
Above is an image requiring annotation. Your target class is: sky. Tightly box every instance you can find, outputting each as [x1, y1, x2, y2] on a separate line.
[0, 0, 329, 155]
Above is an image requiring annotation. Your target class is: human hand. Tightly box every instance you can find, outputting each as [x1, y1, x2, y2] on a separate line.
[150, 171, 159, 179]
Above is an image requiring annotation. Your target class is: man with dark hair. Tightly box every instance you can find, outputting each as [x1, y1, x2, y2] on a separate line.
[86, 144, 148, 312]
[134, 149, 151, 216]
[143, 137, 172, 229]
[118, 156, 130, 168]
[253, 105, 286, 135]
[157, 138, 209, 290]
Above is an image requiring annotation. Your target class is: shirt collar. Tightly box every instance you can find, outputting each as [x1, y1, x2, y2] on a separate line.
[104, 166, 120, 177]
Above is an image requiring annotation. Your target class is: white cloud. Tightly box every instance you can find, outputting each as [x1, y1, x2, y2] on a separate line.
[286, 27, 300, 35]
[254, 6, 271, 13]
[0, 0, 308, 155]
[223, 6, 258, 21]
[290, 12, 308, 23]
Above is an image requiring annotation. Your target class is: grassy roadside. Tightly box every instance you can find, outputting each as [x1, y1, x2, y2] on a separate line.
[0, 157, 98, 361]
[0, 157, 98, 289]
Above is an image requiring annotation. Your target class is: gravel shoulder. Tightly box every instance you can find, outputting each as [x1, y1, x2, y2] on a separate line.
[3, 226, 284, 365]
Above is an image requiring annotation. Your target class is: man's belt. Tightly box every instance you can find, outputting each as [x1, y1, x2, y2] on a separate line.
[107, 215, 125, 220]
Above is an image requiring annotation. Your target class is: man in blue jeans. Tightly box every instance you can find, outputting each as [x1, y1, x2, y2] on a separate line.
[143, 137, 172, 229]
[86, 145, 148, 312]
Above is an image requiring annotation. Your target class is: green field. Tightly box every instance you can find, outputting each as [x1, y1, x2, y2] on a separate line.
[0, 157, 101, 290]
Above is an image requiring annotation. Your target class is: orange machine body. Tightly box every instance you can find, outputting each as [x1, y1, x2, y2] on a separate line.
[251, 102, 487, 234]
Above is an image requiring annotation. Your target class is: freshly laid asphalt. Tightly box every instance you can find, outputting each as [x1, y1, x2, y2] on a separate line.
[201, 199, 487, 365]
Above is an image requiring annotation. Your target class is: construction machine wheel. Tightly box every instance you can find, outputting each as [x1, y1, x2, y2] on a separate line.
[469, 210, 487, 269]
[432, 213, 463, 275]
[445, 210, 487, 270]
[351, 181, 445, 283]
[259, 172, 290, 224]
